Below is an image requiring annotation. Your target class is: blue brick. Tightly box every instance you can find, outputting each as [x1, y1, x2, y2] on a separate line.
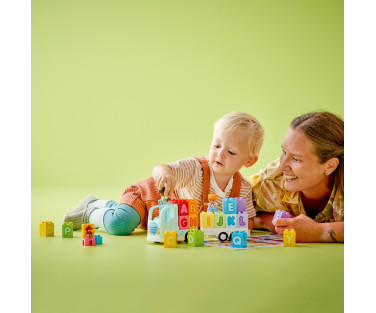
[231, 231, 247, 248]
[222, 198, 237, 214]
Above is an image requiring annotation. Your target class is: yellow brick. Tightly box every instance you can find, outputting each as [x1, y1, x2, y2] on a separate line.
[82, 223, 95, 238]
[200, 212, 215, 228]
[283, 229, 296, 247]
[39, 221, 54, 237]
[164, 231, 177, 248]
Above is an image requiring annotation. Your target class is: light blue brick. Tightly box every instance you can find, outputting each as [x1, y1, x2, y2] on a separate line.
[231, 231, 247, 248]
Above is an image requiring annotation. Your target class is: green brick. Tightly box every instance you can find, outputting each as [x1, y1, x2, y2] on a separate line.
[62, 222, 73, 238]
[187, 230, 204, 247]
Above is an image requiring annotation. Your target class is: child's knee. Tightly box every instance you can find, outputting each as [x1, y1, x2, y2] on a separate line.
[103, 205, 140, 235]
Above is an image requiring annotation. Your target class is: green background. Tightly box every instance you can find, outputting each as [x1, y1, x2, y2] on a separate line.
[32, 1, 344, 312]
[32, 0, 344, 187]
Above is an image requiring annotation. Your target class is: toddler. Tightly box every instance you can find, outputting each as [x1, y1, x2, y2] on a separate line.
[62, 111, 264, 235]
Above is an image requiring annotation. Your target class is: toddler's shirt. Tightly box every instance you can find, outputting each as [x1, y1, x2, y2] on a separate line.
[169, 157, 256, 218]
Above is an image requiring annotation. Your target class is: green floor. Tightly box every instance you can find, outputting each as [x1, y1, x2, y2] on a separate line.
[32, 186, 344, 313]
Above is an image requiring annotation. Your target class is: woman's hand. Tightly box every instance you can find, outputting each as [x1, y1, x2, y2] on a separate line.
[272, 214, 344, 243]
[273, 214, 320, 242]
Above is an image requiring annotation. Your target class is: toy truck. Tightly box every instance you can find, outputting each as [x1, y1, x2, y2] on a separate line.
[147, 198, 198, 243]
[200, 197, 250, 241]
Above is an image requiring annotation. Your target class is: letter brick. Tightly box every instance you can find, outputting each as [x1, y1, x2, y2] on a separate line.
[62, 222, 73, 238]
[231, 231, 247, 248]
[283, 229, 296, 247]
[40, 221, 54, 237]
[200, 212, 215, 228]
[164, 231, 177, 248]
[237, 213, 248, 228]
[223, 198, 237, 214]
[226, 214, 237, 228]
[178, 216, 189, 230]
[189, 214, 198, 229]
[214, 211, 226, 228]
[188, 199, 198, 215]
[178, 200, 189, 216]
[187, 230, 204, 247]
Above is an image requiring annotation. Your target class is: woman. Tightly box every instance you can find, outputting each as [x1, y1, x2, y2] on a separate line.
[249, 112, 344, 242]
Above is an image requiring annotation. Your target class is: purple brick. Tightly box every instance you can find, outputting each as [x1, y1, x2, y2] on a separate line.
[235, 197, 246, 213]
[272, 209, 291, 221]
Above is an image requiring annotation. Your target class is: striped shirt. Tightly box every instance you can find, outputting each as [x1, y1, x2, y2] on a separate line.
[169, 157, 256, 218]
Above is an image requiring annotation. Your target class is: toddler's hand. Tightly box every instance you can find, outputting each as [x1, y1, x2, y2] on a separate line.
[156, 171, 177, 198]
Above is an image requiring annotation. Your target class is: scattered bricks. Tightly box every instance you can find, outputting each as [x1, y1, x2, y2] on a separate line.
[164, 231, 177, 248]
[231, 231, 248, 248]
[283, 229, 296, 247]
[62, 222, 73, 238]
[40, 221, 54, 237]
[187, 230, 205, 247]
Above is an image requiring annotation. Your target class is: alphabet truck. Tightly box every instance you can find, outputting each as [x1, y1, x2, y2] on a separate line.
[147, 196, 250, 243]
[147, 198, 199, 243]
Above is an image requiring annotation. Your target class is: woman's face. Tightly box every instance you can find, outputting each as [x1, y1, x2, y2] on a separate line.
[279, 128, 331, 198]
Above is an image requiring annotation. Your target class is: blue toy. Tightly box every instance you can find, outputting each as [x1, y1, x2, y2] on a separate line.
[231, 231, 247, 248]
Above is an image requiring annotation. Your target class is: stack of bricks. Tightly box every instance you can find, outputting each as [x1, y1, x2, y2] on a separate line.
[200, 197, 248, 229]
[170, 199, 198, 230]
[82, 223, 103, 246]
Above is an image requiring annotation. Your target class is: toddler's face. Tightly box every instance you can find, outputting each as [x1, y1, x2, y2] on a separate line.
[209, 129, 252, 177]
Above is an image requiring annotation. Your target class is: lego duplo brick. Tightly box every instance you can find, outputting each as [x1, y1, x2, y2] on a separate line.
[226, 214, 237, 228]
[62, 222, 73, 238]
[235, 197, 246, 213]
[82, 223, 95, 238]
[40, 221, 54, 237]
[188, 214, 198, 229]
[164, 231, 177, 248]
[231, 231, 247, 248]
[222, 198, 237, 214]
[200, 212, 215, 228]
[82, 235, 96, 246]
[214, 211, 226, 228]
[94, 235, 103, 244]
[237, 213, 248, 228]
[187, 230, 204, 247]
[273, 209, 292, 221]
[188, 199, 198, 215]
[178, 200, 189, 216]
[283, 229, 296, 247]
[178, 216, 189, 230]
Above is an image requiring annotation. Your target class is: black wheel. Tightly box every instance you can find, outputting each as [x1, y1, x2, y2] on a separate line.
[184, 232, 189, 243]
[229, 232, 233, 241]
[218, 232, 228, 242]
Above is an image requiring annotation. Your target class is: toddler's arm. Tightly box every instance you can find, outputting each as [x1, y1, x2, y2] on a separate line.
[152, 164, 177, 198]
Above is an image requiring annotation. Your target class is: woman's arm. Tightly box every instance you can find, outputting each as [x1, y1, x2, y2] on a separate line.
[248, 218, 255, 232]
[273, 214, 344, 243]
[254, 213, 276, 232]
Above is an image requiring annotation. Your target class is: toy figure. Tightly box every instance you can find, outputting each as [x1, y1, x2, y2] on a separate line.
[207, 194, 218, 213]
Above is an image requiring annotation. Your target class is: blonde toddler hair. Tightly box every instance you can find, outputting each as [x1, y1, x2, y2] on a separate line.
[214, 111, 264, 157]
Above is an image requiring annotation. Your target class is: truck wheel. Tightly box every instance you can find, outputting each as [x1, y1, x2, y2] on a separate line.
[218, 232, 228, 242]
[184, 232, 189, 243]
